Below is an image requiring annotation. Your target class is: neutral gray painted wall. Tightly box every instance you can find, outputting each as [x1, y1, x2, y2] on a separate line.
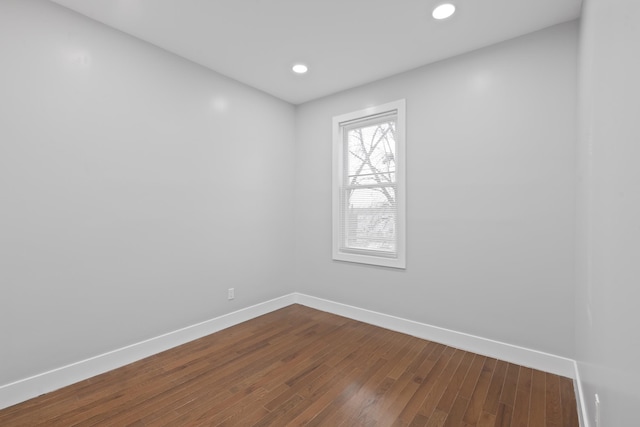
[576, 0, 640, 425]
[294, 22, 578, 358]
[0, 0, 295, 386]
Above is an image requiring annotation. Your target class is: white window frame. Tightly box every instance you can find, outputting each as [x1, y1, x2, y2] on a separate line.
[332, 99, 406, 269]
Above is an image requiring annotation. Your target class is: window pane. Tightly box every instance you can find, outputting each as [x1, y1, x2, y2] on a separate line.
[347, 121, 396, 186]
[343, 186, 396, 253]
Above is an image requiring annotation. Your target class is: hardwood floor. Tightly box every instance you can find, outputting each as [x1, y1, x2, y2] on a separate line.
[0, 305, 579, 426]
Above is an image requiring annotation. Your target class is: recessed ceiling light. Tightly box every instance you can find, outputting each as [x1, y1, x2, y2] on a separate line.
[432, 3, 456, 20]
[292, 64, 308, 74]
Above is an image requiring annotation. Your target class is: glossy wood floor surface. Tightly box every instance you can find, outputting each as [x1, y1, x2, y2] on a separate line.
[0, 305, 579, 426]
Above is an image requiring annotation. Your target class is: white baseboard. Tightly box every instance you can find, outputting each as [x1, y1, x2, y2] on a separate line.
[294, 293, 576, 378]
[1, 291, 581, 416]
[0, 293, 297, 411]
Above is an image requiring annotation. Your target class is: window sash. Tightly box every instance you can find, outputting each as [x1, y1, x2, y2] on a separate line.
[340, 183, 397, 257]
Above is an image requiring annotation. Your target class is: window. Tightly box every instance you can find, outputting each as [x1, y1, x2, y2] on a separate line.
[332, 100, 406, 268]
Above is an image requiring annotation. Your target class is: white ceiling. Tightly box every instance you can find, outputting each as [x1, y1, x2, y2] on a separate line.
[50, 0, 583, 104]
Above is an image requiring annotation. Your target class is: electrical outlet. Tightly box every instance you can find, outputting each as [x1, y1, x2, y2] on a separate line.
[228, 288, 235, 300]
[595, 394, 600, 427]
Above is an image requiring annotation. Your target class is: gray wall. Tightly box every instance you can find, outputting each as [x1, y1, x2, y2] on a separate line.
[294, 22, 578, 357]
[0, 0, 295, 386]
[576, 0, 640, 425]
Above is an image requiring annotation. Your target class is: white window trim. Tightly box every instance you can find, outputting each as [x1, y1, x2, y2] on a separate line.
[332, 99, 406, 269]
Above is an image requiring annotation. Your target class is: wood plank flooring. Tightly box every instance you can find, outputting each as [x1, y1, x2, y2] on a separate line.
[0, 305, 579, 426]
